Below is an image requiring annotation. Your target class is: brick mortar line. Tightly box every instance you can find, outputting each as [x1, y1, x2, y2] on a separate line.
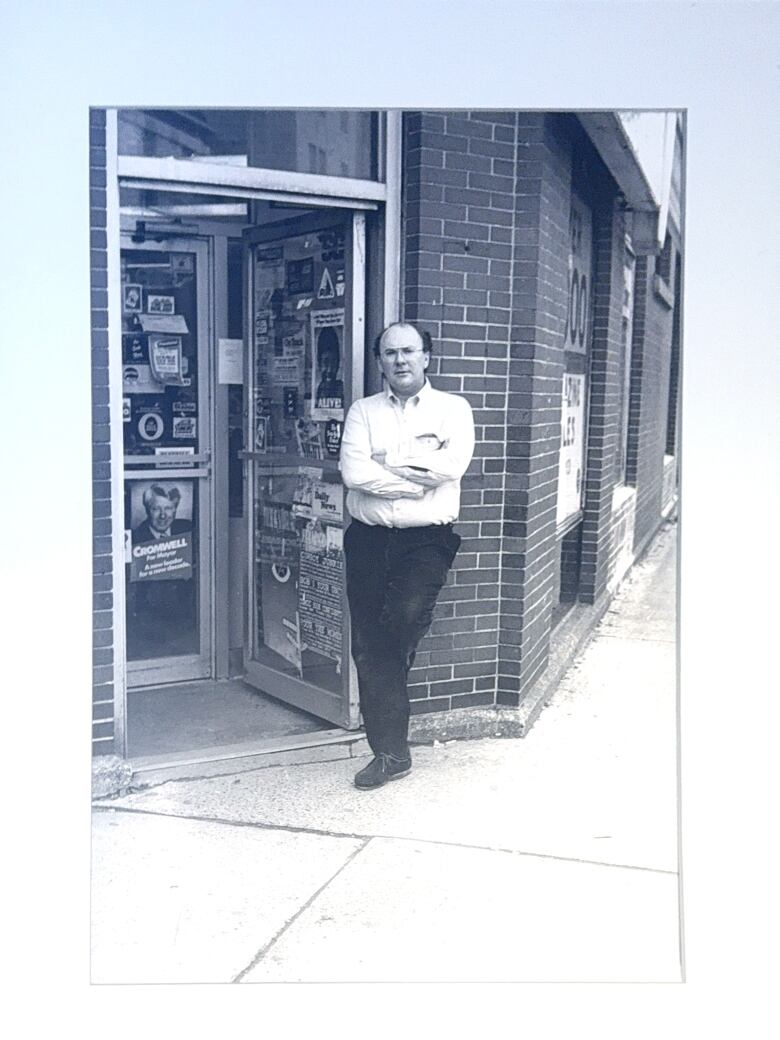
[231, 836, 373, 983]
[93, 804, 676, 877]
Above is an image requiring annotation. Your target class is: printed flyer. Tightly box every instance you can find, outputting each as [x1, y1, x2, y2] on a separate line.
[310, 309, 345, 420]
[148, 333, 185, 386]
[129, 480, 194, 583]
[298, 524, 343, 665]
[255, 471, 303, 674]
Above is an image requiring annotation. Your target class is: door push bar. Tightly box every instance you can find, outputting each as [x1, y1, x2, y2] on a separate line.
[123, 451, 211, 466]
[124, 468, 211, 480]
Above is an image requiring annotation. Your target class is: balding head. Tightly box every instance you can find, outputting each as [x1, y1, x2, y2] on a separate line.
[373, 321, 433, 358]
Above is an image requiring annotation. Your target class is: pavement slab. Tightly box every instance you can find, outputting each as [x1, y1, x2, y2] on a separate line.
[107, 597, 677, 872]
[241, 835, 681, 983]
[90, 809, 363, 984]
[92, 523, 679, 983]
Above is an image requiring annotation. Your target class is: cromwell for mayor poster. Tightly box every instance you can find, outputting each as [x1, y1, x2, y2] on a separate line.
[128, 481, 194, 582]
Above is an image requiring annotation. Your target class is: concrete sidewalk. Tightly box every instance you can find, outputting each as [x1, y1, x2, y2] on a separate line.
[91, 521, 680, 984]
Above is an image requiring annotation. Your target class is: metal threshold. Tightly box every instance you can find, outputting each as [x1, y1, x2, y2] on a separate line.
[128, 727, 369, 788]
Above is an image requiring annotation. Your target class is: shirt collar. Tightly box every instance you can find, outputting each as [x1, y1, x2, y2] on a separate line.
[385, 378, 431, 407]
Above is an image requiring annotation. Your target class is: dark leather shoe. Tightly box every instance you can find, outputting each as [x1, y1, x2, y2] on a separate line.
[354, 753, 412, 790]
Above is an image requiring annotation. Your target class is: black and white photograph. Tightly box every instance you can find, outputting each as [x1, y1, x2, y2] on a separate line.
[88, 102, 685, 984]
[3, 1, 777, 1031]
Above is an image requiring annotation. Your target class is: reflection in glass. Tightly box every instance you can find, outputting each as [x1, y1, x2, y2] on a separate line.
[118, 109, 379, 181]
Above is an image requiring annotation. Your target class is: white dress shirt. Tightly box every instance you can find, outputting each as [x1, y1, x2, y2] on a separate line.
[339, 380, 475, 527]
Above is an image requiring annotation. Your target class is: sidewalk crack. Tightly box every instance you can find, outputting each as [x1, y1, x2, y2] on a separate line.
[93, 805, 676, 876]
[230, 837, 372, 983]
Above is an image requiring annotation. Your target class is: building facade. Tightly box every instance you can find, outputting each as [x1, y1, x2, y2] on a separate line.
[90, 109, 683, 782]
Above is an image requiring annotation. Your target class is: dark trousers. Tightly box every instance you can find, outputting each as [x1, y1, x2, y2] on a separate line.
[344, 519, 461, 759]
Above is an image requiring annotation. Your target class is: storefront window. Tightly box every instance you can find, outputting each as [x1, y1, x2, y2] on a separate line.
[118, 109, 379, 181]
[121, 246, 204, 665]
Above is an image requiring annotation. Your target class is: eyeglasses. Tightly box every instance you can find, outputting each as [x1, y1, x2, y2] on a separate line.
[379, 347, 426, 361]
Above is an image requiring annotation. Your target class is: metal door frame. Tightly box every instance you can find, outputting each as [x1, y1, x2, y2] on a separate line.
[121, 234, 215, 687]
[241, 210, 364, 729]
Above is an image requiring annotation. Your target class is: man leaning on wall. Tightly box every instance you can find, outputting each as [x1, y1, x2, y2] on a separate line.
[339, 322, 475, 790]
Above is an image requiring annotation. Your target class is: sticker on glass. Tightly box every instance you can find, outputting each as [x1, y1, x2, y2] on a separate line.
[148, 334, 185, 385]
[147, 294, 175, 315]
[138, 412, 164, 442]
[172, 416, 197, 440]
[123, 284, 143, 314]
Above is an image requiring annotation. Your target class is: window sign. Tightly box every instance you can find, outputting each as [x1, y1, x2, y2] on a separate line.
[617, 240, 636, 481]
[556, 373, 586, 526]
[563, 196, 593, 356]
[557, 192, 594, 528]
[125, 478, 200, 662]
[129, 481, 194, 583]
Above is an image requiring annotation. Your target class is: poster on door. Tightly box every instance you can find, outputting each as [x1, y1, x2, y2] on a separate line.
[254, 246, 285, 312]
[255, 471, 303, 674]
[556, 373, 586, 526]
[310, 309, 345, 420]
[128, 480, 194, 582]
[259, 556, 303, 674]
[298, 520, 343, 666]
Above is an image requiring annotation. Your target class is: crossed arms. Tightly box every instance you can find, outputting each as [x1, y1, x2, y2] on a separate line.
[339, 397, 475, 500]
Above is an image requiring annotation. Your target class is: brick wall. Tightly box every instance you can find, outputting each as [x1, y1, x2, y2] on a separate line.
[401, 112, 606, 713]
[90, 108, 116, 754]
[580, 190, 628, 604]
[402, 110, 519, 714]
[498, 113, 572, 705]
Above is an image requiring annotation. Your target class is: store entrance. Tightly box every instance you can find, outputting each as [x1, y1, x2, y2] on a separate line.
[118, 197, 367, 759]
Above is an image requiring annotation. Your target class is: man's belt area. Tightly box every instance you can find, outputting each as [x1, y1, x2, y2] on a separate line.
[348, 519, 455, 532]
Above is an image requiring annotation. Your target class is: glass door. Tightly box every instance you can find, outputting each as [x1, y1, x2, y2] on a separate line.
[121, 236, 213, 686]
[242, 212, 364, 728]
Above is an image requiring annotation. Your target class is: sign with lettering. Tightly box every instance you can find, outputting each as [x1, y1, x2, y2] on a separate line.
[563, 194, 593, 356]
[556, 372, 586, 526]
[310, 308, 345, 421]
